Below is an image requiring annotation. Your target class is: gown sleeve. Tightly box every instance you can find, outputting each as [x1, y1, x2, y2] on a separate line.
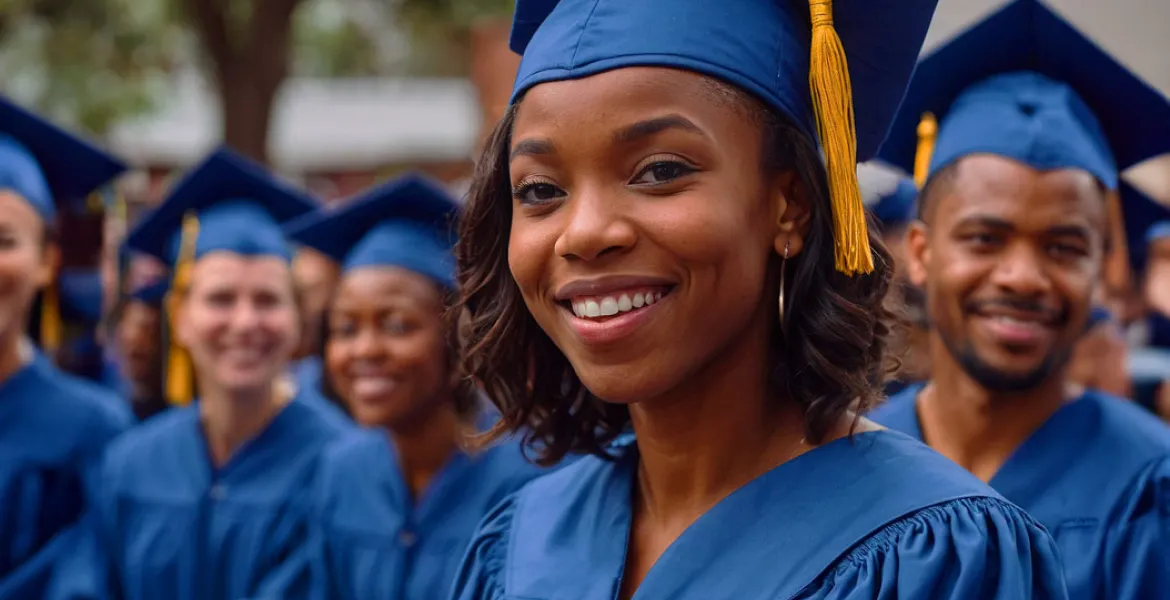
[793, 496, 1069, 600]
[1101, 455, 1170, 599]
[446, 492, 518, 600]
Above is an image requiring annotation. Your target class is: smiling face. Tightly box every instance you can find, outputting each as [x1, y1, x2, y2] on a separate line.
[175, 253, 300, 396]
[907, 154, 1107, 392]
[325, 267, 452, 430]
[0, 191, 54, 350]
[506, 67, 805, 404]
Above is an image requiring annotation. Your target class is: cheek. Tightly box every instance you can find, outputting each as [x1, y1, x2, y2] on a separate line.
[508, 216, 557, 299]
[0, 248, 45, 292]
[324, 341, 351, 388]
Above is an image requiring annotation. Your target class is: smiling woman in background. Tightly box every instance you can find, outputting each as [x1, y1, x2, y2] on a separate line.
[285, 174, 549, 600]
[67, 149, 352, 600]
[446, 1, 1068, 598]
[0, 95, 133, 600]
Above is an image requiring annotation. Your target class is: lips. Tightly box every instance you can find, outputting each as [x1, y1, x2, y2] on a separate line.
[969, 301, 1061, 348]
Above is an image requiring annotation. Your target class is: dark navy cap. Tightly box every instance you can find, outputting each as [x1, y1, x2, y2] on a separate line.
[0, 95, 127, 220]
[125, 148, 319, 266]
[284, 173, 459, 289]
[879, 0, 1170, 190]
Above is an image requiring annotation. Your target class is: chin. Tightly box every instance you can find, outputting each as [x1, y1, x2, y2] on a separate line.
[574, 362, 679, 405]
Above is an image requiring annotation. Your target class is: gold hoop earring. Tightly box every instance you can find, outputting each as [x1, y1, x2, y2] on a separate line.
[778, 241, 789, 333]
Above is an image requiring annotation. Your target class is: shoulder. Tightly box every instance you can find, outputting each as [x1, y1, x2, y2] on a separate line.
[39, 364, 134, 436]
[1080, 391, 1170, 455]
[102, 406, 197, 476]
[285, 393, 356, 442]
[797, 494, 1068, 599]
[317, 428, 388, 485]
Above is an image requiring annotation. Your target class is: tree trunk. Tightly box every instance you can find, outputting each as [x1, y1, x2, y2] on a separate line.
[187, 0, 301, 166]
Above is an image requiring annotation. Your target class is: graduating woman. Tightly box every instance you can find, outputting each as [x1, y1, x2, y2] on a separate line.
[284, 174, 549, 600]
[74, 149, 352, 600]
[448, 0, 1069, 598]
[0, 96, 132, 600]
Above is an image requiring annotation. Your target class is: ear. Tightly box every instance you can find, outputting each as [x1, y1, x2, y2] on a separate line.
[770, 171, 812, 258]
[905, 220, 931, 287]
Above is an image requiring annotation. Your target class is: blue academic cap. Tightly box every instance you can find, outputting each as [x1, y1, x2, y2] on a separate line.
[859, 169, 917, 228]
[285, 173, 459, 289]
[125, 148, 318, 265]
[127, 279, 169, 308]
[57, 269, 105, 324]
[1149, 222, 1170, 245]
[508, 0, 940, 276]
[0, 95, 127, 221]
[879, 0, 1170, 190]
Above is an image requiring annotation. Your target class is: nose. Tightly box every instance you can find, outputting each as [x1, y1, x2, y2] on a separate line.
[350, 327, 386, 360]
[988, 243, 1052, 297]
[553, 185, 637, 262]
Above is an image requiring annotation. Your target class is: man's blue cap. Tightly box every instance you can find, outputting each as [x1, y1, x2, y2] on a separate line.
[879, 0, 1170, 191]
[510, 0, 938, 164]
[57, 269, 104, 323]
[284, 173, 459, 289]
[1148, 222, 1170, 245]
[125, 148, 319, 265]
[0, 95, 127, 221]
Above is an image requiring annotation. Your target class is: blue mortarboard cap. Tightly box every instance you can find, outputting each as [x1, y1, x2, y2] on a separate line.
[879, 0, 1170, 190]
[509, 0, 939, 276]
[1149, 222, 1170, 245]
[0, 95, 127, 221]
[511, 0, 937, 164]
[1083, 305, 1113, 334]
[127, 279, 169, 308]
[285, 173, 459, 289]
[125, 148, 318, 265]
[57, 269, 104, 323]
[869, 177, 918, 227]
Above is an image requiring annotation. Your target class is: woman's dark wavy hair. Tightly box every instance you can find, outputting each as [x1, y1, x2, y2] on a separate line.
[453, 79, 898, 466]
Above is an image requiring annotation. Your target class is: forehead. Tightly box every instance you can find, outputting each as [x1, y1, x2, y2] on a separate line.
[513, 67, 750, 140]
[0, 190, 42, 227]
[935, 154, 1107, 230]
[190, 253, 292, 289]
[336, 266, 442, 307]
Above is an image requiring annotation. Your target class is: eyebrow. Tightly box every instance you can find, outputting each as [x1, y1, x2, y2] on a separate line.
[955, 215, 1092, 239]
[509, 114, 707, 163]
[613, 114, 706, 145]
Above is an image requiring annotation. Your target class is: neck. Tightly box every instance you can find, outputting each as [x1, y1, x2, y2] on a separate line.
[387, 401, 461, 499]
[918, 335, 1071, 482]
[199, 380, 290, 467]
[0, 331, 29, 385]
[629, 317, 813, 527]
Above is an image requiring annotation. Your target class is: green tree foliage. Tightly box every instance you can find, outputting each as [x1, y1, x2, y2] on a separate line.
[0, 0, 180, 135]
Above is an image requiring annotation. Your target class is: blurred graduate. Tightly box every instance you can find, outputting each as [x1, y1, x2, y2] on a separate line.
[869, 1, 1170, 596]
[65, 149, 354, 600]
[446, 0, 1069, 598]
[284, 174, 551, 600]
[105, 262, 169, 421]
[0, 96, 134, 599]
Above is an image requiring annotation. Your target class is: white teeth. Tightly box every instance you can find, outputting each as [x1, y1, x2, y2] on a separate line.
[570, 290, 668, 319]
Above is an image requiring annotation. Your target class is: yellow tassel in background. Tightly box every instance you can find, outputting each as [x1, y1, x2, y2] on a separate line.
[39, 275, 61, 355]
[165, 212, 199, 407]
[914, 112, 938, 189]
[807, 0, 873, 276]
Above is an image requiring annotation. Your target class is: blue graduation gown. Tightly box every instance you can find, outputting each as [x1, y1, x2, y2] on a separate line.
[88, 395, 352, 600]
[311, 428, 547, 600]
[449, 430, 1068, 599]
[0, 353, 132, 599]
[870, 387, 1170, 599]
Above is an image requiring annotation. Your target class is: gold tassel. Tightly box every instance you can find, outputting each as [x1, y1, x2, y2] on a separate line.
[807, 0, 872, 276]
[914, 112, 938, 189]
[40, 273, 61, 356]
[165, 212, 199, 407]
